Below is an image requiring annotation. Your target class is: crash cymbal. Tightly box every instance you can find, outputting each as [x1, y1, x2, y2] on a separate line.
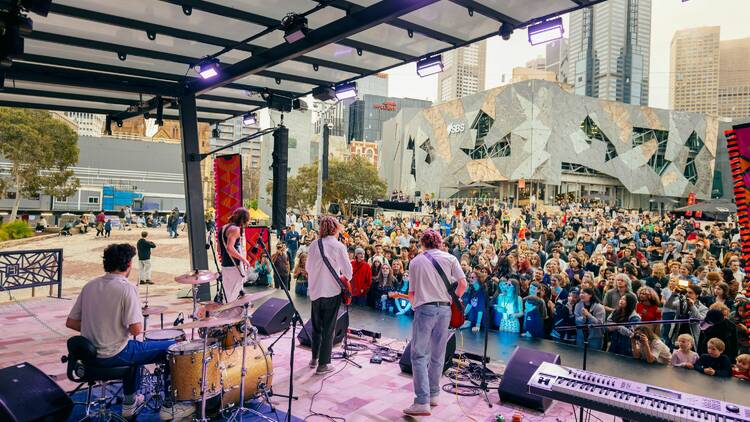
[141, 305, 169, 316]
[176, 316, 242, 330]
[214, 295, 254, 313]
[174, 270, 218, 285]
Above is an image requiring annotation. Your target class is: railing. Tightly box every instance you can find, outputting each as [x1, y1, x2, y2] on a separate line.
[0, 249, 63, 298]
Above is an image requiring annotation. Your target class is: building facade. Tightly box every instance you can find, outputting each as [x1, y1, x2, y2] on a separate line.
[437, 41, 486, 103]
[380, 80, 720, 210]
[349, 141, 379, 167]
[669, 27, 721, 115]
[568, 0, 651, 105]
[546, 38, 569, 83]
[64, 112, 106, 137]
[348, 95, 432, 142]
[719, 37, 750, 120]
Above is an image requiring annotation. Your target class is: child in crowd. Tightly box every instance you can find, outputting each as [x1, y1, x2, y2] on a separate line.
[104, 219, 112, 238]
[733, 354, 750, 380]
[671, 333, 699, 369]
[694, 338, 732, 377]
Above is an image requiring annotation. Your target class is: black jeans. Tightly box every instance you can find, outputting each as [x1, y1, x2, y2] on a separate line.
[310, 295, 341, 366]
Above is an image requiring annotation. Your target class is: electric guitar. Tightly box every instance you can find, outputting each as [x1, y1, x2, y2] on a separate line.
[388, 290, 465, 329]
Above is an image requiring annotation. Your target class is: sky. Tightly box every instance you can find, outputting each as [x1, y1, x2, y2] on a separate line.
[386, 0, 750, 110]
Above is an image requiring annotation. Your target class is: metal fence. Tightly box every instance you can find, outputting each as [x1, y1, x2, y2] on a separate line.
[0, 249, 63, 298]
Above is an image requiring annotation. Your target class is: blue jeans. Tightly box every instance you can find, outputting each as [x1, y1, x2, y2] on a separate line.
[95, 339, 174, 395]
[410, 304, 452, 405]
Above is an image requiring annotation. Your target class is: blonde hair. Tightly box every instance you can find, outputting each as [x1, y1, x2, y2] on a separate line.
[737, 354, 750, 365]
[677, 333, 694, 348]
[707, 337, 726, 352]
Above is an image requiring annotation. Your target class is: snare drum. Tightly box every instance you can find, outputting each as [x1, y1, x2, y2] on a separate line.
[200, 307, 247, 349]
[144, 329, 186, 343]
[219, 340, 273, 409]
[167, 341, 221, 401]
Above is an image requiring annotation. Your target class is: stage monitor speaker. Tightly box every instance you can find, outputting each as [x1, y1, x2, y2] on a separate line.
[251, 298, 293, 335]
[399, 331, 456, 374]
[0, 362, 73, 422]
[297, 309, 349, 347]
[498, 346, 560, 411]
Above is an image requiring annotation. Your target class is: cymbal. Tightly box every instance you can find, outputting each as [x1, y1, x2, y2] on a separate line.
[141, 305, 169, 316]
[176, 316, 241, 330]
[175, 270, 218, 284]
[215, 295, 254, 313]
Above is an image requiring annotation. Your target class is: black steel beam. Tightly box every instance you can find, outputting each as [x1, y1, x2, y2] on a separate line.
[26, 31, 334, 88]
[447, 0, 523, 27]
[16, 55, 305, 99]
[0, 100, 221, 123]
[190, 0, 441, 95]
[325, 0, 465, 46]
[159, 0, 415, 62]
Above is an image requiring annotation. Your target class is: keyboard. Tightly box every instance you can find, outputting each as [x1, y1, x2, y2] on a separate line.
[527, 362, 750, 422]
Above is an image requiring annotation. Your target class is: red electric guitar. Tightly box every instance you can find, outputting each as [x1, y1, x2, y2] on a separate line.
[388, 288, 465, 329]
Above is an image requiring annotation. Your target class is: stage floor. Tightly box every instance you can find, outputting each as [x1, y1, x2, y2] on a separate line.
[1, 281, 748, 421]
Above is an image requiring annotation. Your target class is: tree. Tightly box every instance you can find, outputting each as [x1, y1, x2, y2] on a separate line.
[0, 108, 80, 221]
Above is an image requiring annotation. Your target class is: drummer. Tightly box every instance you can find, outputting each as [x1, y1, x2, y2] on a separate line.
[219, 207, 252, 301]
[66, 243, 194, 420]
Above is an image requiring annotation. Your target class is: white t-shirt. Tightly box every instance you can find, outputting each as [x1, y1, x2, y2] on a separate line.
[305, 236, 353, 301]
[68, 273, 141, 358]
[408, 249, 465, 308]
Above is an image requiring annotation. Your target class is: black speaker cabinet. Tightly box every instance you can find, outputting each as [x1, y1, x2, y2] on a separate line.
[251, 298, 293, 335]
[0, 362, 73, 422]
[297, 309, 349, 347]
[498, 346, 560, 411]
[399, 331, 456, 374]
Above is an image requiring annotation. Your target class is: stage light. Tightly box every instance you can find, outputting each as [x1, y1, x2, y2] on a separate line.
[416, 55, 443, 77]
[527, 17, 564, 46]
[242, 112, 257, 126]
[115, 119, 123, 128]
[281, 14, 308, 44]
[211, 123, 220, 138]
[312, 85, 336, 101]
[334, 82, 357, 100]
[197, 57, 220, 80]
[499, 22, 514, 41]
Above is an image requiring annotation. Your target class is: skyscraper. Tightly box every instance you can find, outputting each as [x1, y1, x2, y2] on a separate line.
[669, 27, 721, 115]
[719, 37, 750, 119]
[437, 41, 486, 102]
[545, 38, 568, 83]
[567, 0, 651, 105]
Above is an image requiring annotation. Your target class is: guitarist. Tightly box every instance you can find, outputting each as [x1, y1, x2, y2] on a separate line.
[305, 215, 353, 375]
[219, 207, 251, 302]
[403, 229, 467, 417]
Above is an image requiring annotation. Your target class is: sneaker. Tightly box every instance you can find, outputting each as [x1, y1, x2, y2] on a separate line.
[315, 364, 334, 375]
[309, 358, 317, 369]
[403, 403, 431, 417]
[159, 402, 195, 421]
[121, 394, 144, 418]
[430, 396, 439, 407]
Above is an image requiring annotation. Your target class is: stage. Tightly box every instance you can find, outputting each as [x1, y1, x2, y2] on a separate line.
[1, 279, 748, 421]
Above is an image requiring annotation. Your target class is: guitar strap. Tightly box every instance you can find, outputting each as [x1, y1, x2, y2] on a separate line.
[424, 251, 463, 313]
[317, 239, 348, 294]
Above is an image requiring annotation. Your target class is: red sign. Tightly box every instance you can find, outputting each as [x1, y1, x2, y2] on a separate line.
[518, 179, 526, 189]
[373, 101, 398, 111]
[686, 192, 696, 217]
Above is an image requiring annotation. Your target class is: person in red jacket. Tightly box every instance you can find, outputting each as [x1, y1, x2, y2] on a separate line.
[350, 247, 372, 306]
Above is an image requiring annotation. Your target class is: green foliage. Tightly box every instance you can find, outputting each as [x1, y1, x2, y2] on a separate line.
[243, 198, 259, 209]
[0, 220, 33, 240]
[0, 108, 80, 220]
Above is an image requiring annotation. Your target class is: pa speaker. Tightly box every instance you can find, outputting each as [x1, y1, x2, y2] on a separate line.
[0, 362, 73, 421]
[498, 346, 560, 411]
[297, 309, 349, 347]
[399, 331, 456, 374]
[251, 298, 293, 335]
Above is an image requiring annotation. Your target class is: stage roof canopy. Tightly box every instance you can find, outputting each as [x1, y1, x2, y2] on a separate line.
[1, 0, 606, 123]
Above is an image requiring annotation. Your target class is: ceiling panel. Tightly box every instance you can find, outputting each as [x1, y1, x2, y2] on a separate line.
[474, 0, 577, 24]
[399, 1, 499, 42]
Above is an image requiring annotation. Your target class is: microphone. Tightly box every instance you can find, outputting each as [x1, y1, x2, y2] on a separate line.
[173, 312, 184, 326]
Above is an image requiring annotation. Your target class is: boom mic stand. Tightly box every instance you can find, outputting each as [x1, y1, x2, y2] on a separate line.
[558, 317, 701, 422]
[253, 228, 312, 422]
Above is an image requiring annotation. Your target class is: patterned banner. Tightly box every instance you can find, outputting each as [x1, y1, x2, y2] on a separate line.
[214, 154, 243, 264]
[725, 123, 750, 287]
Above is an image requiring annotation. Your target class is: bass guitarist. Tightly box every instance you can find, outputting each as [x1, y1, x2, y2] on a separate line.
[403, 229, 467, 417]
[305, 215, 353, 375]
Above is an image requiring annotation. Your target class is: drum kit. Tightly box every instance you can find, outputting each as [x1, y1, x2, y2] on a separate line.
[140, 270, 275, 422]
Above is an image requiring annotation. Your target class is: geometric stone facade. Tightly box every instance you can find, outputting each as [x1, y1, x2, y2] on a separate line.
[381, 80, 720, 202]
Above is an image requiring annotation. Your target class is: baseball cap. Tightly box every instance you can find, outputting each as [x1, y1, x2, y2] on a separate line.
[700, 309, 724, 331]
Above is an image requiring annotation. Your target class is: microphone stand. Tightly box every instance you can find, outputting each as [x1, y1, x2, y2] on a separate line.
[557, 317, 701, 422]
[253, 228, 312, 422]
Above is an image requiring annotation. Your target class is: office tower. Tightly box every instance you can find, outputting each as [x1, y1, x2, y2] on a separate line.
[719, 37, 750, 119]
[545, 38, 569, 83]
[669, 27, 721, 114]
[526, 56, 546, 71]
[64, 112, 106, 136]
[437, 40, 486, 102]
[348, 95, 432, 142]
[567, 0, 651, 105]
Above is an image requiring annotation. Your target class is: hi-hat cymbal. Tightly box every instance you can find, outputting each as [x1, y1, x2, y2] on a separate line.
[175, 270, 218, 284]
[141, 305, 169, 316]
[176, 316, 241, 330]
[214, 295, 254, 313]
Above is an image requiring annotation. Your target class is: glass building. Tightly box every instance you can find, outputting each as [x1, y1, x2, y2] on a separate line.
[348, 95, 432, 142]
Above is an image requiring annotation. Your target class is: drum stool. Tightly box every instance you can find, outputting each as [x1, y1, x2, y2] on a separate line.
[62, 336, 137, 422]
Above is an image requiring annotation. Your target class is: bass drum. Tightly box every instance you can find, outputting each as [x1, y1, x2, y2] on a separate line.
[167, 341, 221, 401]
[219, 340, 273, 409]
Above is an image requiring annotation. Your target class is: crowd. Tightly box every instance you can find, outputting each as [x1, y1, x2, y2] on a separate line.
[266, 201, 750, 381]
